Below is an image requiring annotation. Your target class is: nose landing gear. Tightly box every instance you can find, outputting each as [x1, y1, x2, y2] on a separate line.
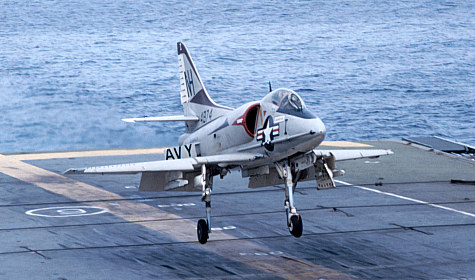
[279, 160, 304, 238]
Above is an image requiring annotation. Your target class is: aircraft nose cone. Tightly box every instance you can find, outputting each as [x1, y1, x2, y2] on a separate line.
[312, 117, 326, 137]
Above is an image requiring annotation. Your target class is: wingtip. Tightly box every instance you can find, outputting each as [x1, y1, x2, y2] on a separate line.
[122, 118, 136, 123]
[64, 168, 86, 174]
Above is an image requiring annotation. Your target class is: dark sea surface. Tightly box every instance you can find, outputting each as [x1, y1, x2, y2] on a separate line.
[1, 0, 474, 153]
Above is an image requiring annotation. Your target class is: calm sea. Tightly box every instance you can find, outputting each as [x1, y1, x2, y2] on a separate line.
[1, 0, 474, 153]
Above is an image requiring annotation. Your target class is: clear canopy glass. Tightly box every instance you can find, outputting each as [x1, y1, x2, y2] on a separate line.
[262, 88, 315, 119]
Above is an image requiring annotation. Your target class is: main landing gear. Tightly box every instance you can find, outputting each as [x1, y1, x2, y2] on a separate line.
[278, 160, 303, 238]
[196, 159, 308, 243]
[197, 165, 213, 244]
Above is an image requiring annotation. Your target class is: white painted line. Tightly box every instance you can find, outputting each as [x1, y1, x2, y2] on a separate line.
[211, 226, 236, 231]
[137, 199, 155, 203]
[157, 203, 196, 208]
[239, 251, 284, 256]
[336, 180, 475, 218]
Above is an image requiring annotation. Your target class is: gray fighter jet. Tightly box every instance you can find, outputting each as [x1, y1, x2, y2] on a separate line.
[66, 42, 393, 244]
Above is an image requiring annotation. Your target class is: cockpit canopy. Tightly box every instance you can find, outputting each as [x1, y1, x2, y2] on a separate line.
[261, 88, 315, 119]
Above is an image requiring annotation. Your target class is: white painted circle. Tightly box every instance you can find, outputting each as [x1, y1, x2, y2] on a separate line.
[25, 206, 109, 218]
[57, 208, 86, 215]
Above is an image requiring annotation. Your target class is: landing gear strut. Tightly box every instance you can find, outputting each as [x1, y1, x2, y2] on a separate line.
[281, 160, 303, 238]
[197, 165, 213, 244]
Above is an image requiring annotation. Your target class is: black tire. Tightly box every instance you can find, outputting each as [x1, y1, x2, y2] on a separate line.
[290, 215, 303, 238]
[197, 219, 209, 244]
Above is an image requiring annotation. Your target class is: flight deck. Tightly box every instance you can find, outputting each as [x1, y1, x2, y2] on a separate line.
[0, 140, 474, 279]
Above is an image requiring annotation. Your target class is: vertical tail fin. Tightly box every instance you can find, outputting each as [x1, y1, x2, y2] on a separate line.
[177, 42, 232, 125]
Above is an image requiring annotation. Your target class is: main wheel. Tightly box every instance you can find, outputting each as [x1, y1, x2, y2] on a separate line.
[289, 215, 303, 238]
[197, 219, 209, 244]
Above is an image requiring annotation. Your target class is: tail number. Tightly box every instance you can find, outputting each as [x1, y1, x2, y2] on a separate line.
[200, 109, 213, 124]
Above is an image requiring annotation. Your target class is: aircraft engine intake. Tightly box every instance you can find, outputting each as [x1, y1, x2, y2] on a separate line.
[243, 104, 260, 137]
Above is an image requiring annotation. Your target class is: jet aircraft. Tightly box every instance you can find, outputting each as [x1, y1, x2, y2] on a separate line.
[66, 42, 393, 244]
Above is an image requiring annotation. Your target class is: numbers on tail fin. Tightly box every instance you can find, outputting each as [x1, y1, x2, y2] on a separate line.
[200, 109, 213, 124]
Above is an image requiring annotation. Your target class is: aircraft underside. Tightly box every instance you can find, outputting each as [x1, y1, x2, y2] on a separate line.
[190, 151, 338, 244]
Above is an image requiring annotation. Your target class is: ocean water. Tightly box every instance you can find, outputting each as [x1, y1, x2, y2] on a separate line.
[0, 0, 474, 153]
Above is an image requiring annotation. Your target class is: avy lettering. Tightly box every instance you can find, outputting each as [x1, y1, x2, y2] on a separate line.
[166, 143, 196, 160]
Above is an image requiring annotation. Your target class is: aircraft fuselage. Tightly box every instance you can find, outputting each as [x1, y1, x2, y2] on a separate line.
[179, 89, 326, 167]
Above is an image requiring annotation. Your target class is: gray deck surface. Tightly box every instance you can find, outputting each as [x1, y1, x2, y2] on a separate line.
[0, 140, 474, 279]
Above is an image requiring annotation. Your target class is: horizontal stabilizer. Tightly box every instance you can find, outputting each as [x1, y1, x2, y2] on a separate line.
[122, 115, 199, 123]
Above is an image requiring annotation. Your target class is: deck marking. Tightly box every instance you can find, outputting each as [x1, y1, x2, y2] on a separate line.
[211, 226, 236, 231]
[336, 180, 475, 218]
[157, 203, 196, 209]
[6, 148, 166, 161]
[240, 251, 284, 256]
[26, 206, 109, 218]
[0, 154, 353, 280]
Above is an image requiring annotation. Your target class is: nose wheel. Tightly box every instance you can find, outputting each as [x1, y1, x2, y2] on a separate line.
[197, 219, 209, 244]
[289, 214, 303, 237]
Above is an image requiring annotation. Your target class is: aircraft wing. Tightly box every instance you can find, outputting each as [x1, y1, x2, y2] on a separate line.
[314, 149, 393, 161]
[246, 149, 393, 189]
[64, 153, 262, 175]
